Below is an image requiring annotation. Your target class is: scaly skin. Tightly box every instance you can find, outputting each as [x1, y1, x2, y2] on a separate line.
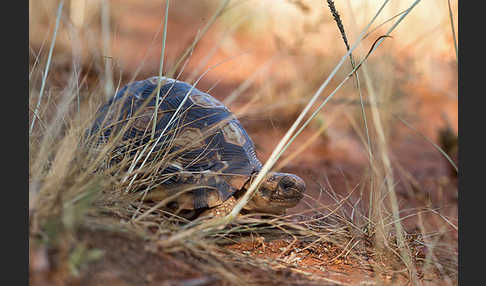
[202, 172, 306, 218]
[241, 172, 305, 215]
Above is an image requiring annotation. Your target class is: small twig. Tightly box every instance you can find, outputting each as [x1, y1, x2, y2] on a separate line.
[348, 35, 393, 78]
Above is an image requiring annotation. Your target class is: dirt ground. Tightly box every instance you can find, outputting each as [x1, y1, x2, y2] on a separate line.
[29, 1, 458, 285]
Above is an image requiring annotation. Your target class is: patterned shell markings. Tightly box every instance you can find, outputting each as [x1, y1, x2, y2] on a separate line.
[90, 77, 262, 210]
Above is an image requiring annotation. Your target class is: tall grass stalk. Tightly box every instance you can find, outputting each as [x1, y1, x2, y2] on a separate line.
[344, 0, 377, 242]
[101, 0, 114, 100]
[359, 1, 422, 282]
[152, 0, 170, 140]
[29, 0, 64, 135]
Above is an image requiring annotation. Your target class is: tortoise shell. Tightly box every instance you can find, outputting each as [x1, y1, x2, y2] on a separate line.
[89, 76, 262, 211]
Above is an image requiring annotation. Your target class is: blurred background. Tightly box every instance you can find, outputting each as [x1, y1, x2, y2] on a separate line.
[29, 0, 458, 224]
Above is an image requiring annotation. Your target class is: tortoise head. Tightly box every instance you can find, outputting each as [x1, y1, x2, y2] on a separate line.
[242, 172, 305, 215]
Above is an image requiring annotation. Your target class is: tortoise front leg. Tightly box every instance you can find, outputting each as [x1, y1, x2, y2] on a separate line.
[200, 196, 237, 218]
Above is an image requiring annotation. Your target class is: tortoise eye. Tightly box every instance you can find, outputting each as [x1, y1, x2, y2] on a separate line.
[279, 177, 295, 190]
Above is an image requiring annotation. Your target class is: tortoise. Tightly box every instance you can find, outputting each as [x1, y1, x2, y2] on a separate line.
[89, 76, 305, 219]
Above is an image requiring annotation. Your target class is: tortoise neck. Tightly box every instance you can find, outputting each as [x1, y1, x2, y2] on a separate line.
[233, 172, 258, 199]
